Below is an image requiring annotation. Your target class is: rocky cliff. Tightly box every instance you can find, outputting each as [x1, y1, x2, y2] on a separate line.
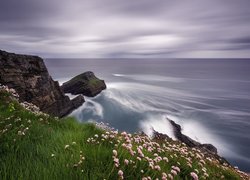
[0, 50, 85, 117]
[61, 71, 106, 97]
[168, 119, 217, 154]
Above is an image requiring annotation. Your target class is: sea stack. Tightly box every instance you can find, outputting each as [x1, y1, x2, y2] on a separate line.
[61, 71, 106, 97]
[0, 49, 85, 117]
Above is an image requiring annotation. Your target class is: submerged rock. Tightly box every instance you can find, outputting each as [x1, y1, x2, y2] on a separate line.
[0, 49, 85, 117]
[61, 71, 106, 97]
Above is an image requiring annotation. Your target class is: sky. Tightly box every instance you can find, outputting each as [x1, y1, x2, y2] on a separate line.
[0, 0, 250, 58]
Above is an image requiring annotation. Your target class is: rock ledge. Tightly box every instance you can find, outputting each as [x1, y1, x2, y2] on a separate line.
[0, 50, 85, 117]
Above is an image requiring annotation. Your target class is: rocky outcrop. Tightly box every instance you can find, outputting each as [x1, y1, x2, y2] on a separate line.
[168, 119, 218, 154]
[0, 50, 85, 117]
[61, 71, 106, 97]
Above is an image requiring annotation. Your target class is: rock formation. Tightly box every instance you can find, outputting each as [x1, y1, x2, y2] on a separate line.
[168, 119, 218, 154]
[61, 71, 106, 97]
[0, 50, 85, 117]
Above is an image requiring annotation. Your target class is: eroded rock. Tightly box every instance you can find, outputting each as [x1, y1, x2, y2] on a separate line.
[61, 71, 106, 97]
[0, 50, 85, 117]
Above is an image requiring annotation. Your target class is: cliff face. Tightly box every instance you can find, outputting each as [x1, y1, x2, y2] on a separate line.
[0, 50, 84, 117]
[61, 71, 106, 97]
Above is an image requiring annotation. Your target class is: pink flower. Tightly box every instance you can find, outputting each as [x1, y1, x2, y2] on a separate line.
[124, 159, 129, 165]
[114, 158, 119, 163]
[129, 149, 134, 156]
[154, 165, 161, 171]
[172, 166, 180, 173]
[162, 172, 167, 180]
[121, 132, 127, 136]
[171, 170, 177, 176]
[190, 172, 198, 180]
[118, 170, 124, 178]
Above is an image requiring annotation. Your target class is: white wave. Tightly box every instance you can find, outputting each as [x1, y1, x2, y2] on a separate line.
[140, 114, 176, 139]
[69, 80, 246, 164]
[70, 98, 104, 119]
[180, 119, 234, 156]
[65, 93, 78, 100]
[112, 73, 184, 83]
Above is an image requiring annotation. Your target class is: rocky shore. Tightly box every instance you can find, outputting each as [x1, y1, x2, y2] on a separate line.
[0, 50, 105, 117]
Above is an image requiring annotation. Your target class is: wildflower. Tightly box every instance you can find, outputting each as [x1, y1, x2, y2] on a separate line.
[141, 170, 144, 173]
[65, 145, 70, 149]
[118, 170, 124, 179]
[94, 134, 99, 138]
[172, 166, 180, 173]
[168, 174, 173, 180]
[154, 165, 161, 171]
[51, 154, 55, 157]
[121, 132, 127, 136]
[171, 170, 177, 176]
[162, 172, 167, 180]
[163, 157, 169, 162]
[124, 159, 129, 165]
[187, 163, 192, 168]
[149, 164, 154, 169]
[114, 158, 119, 164]
[137, 157, 142, 161]
[194, 169, 199, 174]
[113, 150, 118, 157]
[190, 172, 199, 180]
[72, 142, 76, 145]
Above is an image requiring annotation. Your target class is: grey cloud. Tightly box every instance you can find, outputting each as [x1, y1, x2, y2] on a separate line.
[0, 0, 250, 58]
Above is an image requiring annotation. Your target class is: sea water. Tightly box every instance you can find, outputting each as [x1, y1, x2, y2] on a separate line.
[45, 58, 250, 171]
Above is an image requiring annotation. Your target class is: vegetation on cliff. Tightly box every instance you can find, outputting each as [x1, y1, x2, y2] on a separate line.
[0, 86, 248, 179]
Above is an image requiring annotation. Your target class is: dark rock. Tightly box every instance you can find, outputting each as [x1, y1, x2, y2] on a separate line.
[0, 49, 85, 117]
[61, 71, 106, 97]
[168, 118, 218, 154]
[152, 128, 170, 141]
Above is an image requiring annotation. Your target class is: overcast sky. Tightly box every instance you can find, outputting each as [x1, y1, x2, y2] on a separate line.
[1, 0, 250, 58]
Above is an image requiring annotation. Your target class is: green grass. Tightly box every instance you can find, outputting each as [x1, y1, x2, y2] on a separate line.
[0, 89, 247, 180]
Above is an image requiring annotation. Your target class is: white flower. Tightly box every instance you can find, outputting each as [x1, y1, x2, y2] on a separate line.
[65, 145, 70, 149]
[72, 142, 76, 145]
[113, 150, 118, 157]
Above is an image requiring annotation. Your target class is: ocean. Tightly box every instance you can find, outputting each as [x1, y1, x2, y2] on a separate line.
[45, 58, 250, 172]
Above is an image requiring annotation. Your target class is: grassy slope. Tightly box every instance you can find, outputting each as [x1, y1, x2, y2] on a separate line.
[0, 89, 247, 180]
